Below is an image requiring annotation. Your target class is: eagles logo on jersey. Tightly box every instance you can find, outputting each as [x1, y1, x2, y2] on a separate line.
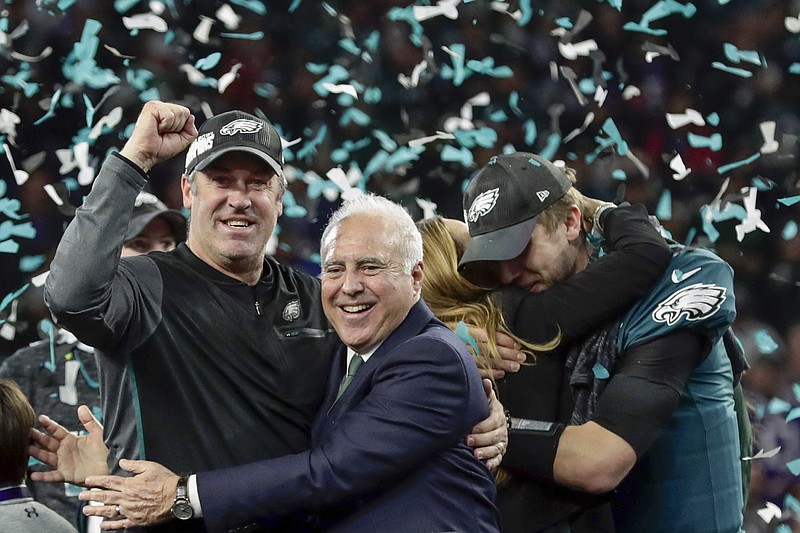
[652, 283, 727, 326]
[219, 119, 263, 136]
[282, 300, 301, 322]
[467, 188, 500, 223]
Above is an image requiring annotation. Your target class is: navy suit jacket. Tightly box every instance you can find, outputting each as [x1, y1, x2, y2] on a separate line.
[198, 300, 499, 532]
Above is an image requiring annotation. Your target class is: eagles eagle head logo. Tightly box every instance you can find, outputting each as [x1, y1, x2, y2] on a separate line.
[467, 188, 500, 223]
[220, 119, 263, 136]
[652, 283, 727, 326]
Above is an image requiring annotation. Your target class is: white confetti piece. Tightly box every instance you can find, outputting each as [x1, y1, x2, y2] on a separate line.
[398, 61, 427, 89]
[756, 501, 782, 524]
[621, 85, 641, 100]
[3, 143, 29, 185]
[666, 108, 705, 129]
[759, 121, 779, 154]
[735, 187, 770, 242]
[217, 4, 242, 30]
[784, 13, 800, 33]
[558, 39, 598, 60]
[408, 132, 455, 148]
[31, 271, 50, 288]
[321, 83, 358, 99]
[416, 197, 438, 219]
[193, 16, 215, 44]
[669, 153, 691, 181]
[218, 63, 242, 94]
[103, 44, 136, 59]
[413, 0, 461, 22]
[743, 446, 781, 460]
[122, 13, 168, 33]
[88, 106, 123, 140]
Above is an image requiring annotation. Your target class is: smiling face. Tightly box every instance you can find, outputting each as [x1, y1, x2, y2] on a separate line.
[321, 213, 423, 353]
[181, 151, 283, 284]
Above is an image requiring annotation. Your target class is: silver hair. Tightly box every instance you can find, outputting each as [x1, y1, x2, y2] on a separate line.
[321, 193, 423, 275]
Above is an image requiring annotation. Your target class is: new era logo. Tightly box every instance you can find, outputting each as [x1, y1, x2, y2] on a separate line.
[536, 190, 550, 202]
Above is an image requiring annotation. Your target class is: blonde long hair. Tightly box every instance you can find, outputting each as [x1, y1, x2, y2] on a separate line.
[416, 216, 559, 375]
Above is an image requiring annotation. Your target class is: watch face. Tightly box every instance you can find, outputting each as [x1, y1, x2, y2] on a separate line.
[172, 499, 194, 521]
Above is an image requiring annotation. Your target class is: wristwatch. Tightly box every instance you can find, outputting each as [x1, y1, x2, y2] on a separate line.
[171, 474, 194, 521]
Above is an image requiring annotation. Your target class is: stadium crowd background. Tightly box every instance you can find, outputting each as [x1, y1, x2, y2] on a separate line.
[0, 0, 799, 529]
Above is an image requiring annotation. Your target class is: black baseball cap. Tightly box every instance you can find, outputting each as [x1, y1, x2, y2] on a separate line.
[184, 110, 284, 177]
[125, 191, 186, 242]
[458, 153, 572, 276]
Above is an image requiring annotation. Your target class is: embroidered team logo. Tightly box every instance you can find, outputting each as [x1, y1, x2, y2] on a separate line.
[536, 190, 550, 202]
[282, 300, 301, 322]
[652, 283, 727, 326]
[467, 188, 500, 223]
[219, 119, 263, 136]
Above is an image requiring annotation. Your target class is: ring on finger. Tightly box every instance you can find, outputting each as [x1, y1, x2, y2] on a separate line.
[497, 442, 505, 454]
[114, 504, 122, 518]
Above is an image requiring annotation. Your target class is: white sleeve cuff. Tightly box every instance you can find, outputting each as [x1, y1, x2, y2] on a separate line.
[188, 474, 204, 518]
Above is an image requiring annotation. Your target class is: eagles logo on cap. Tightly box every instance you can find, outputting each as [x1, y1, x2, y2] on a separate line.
[219, 119, 263, 136]
[466, 188, 499, 223]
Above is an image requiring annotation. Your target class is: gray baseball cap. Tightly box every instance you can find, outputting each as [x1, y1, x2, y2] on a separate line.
[458, 153, 572, 277]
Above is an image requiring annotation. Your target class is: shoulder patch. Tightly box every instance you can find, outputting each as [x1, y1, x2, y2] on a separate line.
[652, 283, 727, 326]
[467, 188, 500, 222]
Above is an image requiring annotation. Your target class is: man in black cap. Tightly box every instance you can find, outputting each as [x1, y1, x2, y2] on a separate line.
[457, 152, 745, 532]
[38, 101, 505, 532]
[0, 190, 185, 530]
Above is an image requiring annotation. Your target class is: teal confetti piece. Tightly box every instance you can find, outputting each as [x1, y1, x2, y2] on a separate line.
[0, 283, 29, 313]
[441, 145, 474, 167]
[363, 31, 380, 53]
[372, 130, 397, 151]
[612, 169, 627, 181]
[710, 62, 753, 78]
[454, 127, 497, 149]
[62, 19, 121, 89]
[717, 152, 760, 174]
[0, 197, 25, 220]
[446, 43, 467, 86]
[295, 124, 328, 163]
[751, 176, 776, 191]
[538, 133, 562, 161]
[784, 493, 800, 514]
[335, 93, 356, 107]
[455, 321, 480, 357]
[683, 227, 697, 246]
[34, 88, 62, 125]
[787, 457, 800, 476]
[509, 91, 522, 118]
[219, 31, 265, 40]
[306, 63, 329, 75]
[523, 119, 537, 146]
[777, 195, 800, 207]
[793, 383, 800, 404]
[139, 88, 160, 102]
[705, 112, 720, 126]
[592, 363, 610, 379]
[601, 118, 628, 156]
[517, 0, 533, 25]
[782, 221, 798, 240]
[622, 22, 667, 36]
[254, 83, 278, 99]
[229, 0, 266, 15]
[282, 191, 307, 218]
[339, 38, 361, 56]
[776, 525, 793, 533]
[126, 68, 155, 90]
[528, 158, 541, 166]
[790, 63, 800, 75]
[288, 0, 302, 12]
[194, 52, 222, 71]
[113, 0, 139, 13]
[768, 397, 792, 415]
[787, 407, 800, 423]
[687, 132, 722, 151]
[488, 110, 508, 122]
[309, 252, 321, 265]
[0, 221, 36, 241]
[555, 17, 573, 29]
[656, 189, 672, 220]
[754, 329, 779, 354]
[0, 240, 20, 254]
[340, 108, 370, 127]
[723, 43, 764, 66]
[363, 87, 381, 104]
[19, 255, 46, 273]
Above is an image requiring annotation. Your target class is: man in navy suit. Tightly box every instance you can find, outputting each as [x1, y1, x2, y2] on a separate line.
[76, 193, 500, 532]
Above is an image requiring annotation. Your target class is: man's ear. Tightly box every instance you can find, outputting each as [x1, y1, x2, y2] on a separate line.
[564, 205, 583, 242]
[180, 174, 192, 210]
[412, 262, 424, 293]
